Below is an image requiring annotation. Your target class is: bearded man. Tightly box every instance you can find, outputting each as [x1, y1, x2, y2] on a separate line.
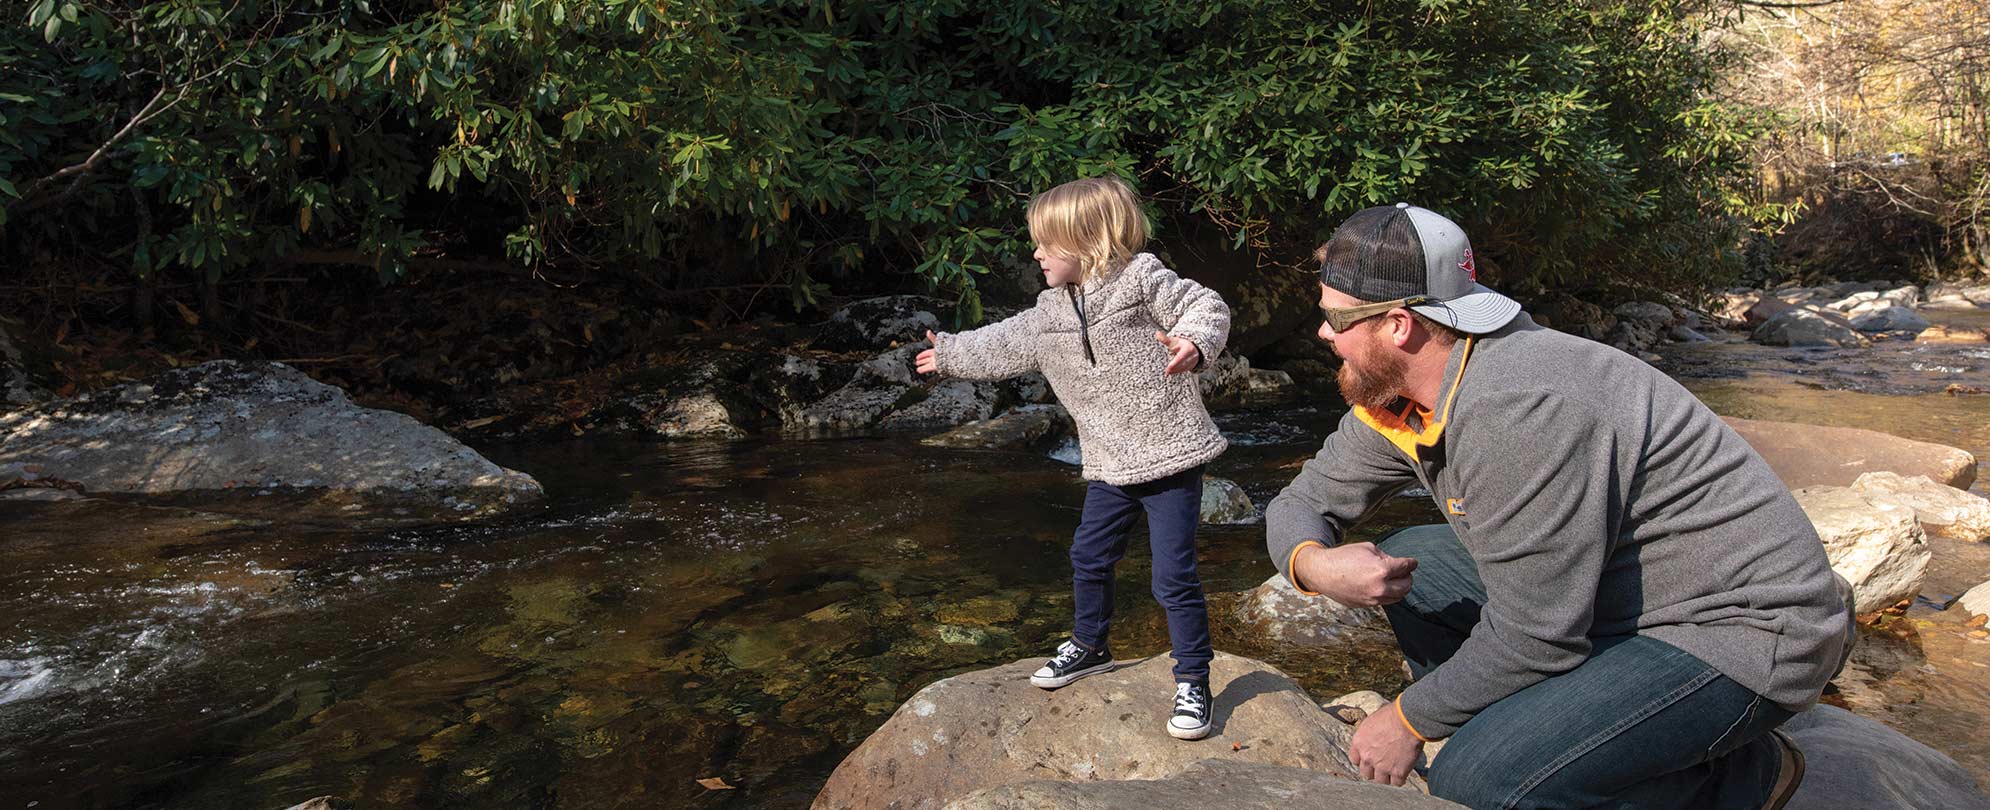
[1265, 203, 1852, 809]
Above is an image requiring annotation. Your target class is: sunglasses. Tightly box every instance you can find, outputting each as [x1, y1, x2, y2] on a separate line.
[1322, 295, 1431, 333]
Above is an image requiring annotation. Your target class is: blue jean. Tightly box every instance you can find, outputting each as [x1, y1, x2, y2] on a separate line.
[1069, 464, 1212, 684]
[1377, 525, 1794, 809]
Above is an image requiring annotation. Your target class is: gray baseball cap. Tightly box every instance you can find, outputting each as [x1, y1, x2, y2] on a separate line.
[1318, 202, 1521, 334]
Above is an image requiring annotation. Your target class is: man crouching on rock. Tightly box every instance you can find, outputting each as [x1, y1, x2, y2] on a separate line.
[1265, 203, 1854, 808]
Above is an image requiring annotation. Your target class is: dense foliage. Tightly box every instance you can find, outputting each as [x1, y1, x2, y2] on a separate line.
[5, 0, 1772, 323]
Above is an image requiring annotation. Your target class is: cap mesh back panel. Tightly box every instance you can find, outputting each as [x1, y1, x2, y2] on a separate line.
[1319, 207, 1427, 302]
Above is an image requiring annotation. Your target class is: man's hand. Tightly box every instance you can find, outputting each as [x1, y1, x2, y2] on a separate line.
[1292, 542, 1417, 607]
[915, 330, 940, 375]
[1349, 703, 1424, 786]
[1155, 331, 1201, 375]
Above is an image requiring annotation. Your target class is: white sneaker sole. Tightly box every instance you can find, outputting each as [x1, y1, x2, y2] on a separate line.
[1168, 719, 1212, 740]
[1029, 659, 1116, 689]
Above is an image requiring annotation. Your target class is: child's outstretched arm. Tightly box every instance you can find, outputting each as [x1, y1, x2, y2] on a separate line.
[1142, 264, 1230, 373]
[914, 307, 1044, 381]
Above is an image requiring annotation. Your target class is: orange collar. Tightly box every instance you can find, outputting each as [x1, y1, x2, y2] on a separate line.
[1351, 335, 1476, 462]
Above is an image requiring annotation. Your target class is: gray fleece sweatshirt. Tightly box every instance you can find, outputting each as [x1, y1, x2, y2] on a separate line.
[1266, 314, 1854, 740]
[932, 252, 1230, 485]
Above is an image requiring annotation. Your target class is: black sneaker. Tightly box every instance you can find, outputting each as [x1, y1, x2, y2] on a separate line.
[1168, 681, 1212, 740]
[1029, 639, 1115, 688]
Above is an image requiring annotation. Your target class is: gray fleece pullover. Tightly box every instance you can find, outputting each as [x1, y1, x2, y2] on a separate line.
[1266, 314, 1854, 740]
[932, 253, 1230, 485]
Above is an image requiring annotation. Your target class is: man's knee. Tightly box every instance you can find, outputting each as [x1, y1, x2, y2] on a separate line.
[1426, 739, 1534, 809]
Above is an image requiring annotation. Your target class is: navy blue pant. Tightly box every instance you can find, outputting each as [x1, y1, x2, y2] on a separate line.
[1377, 525, 1793, 809]
[1069, 464, 1212, 684]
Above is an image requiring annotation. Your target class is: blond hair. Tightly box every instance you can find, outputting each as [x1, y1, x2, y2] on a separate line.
[1026, 176, 1149, 283]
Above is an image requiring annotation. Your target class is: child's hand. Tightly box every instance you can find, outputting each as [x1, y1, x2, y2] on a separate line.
[1155, 331, 1201, 375]
[915, 330, 940, 375]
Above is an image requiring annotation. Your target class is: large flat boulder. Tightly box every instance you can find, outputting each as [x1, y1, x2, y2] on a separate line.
[943, 759, 1460, 809]
[813, 652, 1399, 810]
[1724, 417, 1978, 491]
[0, 360, 541, 522]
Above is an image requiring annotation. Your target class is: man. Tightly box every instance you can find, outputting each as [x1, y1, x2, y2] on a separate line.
[1265, 203, 1853, 808]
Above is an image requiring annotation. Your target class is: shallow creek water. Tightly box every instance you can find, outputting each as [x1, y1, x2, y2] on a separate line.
[4, 310, 1989, 808]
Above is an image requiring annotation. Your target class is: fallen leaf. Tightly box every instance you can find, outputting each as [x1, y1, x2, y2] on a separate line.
[459, 415, 504, 430]
[172, 300, 201, 326]
[695, 777, 736, 790]
[1231, 742, 1242, 752]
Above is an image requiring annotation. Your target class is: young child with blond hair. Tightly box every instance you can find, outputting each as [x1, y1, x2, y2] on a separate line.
[915, 176, 1231, 739]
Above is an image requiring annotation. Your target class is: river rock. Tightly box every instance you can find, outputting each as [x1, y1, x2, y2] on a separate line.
[879, 378, 1005, 429]
[1780, 704, 1990, 809]
[1916, 324, 1990, 344]
[1200, 477, 1259, 524]
[1751, 306, 1870, 348]
[1959, 580, 1990, 619]
[922, 404, 1072, 451]
[1198, 354, 1298, 411]
[1847, 306, 1931, 334]
[1793, 486, 1930, 614]
[0, 361, 541, 520]
[813, 296, 949, 352]
[1235, 574, 1389, 647]
[1723, 417, 1978, 490]
[1924, 282, 1990, 309]
[942, 758, 1462, 810]
[812, 652, 1382, 809]
[1849, 472, 1990, 542]
[0, 317, 46, 408]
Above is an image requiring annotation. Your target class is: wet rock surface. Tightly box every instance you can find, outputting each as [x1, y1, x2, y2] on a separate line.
[0, 360, 541, 523]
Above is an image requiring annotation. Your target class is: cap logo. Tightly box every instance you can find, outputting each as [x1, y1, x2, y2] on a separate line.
[1458, 248, 1477, 282]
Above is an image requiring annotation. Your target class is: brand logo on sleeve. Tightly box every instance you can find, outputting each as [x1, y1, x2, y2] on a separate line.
[1446, 498, 1467, 516]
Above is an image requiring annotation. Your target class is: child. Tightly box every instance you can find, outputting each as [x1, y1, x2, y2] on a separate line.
[914, 176, 1231, 740]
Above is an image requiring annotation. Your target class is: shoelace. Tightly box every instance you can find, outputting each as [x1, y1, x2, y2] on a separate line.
[1052, 641, 1086, 668]
[1174, 683, 1207, 714]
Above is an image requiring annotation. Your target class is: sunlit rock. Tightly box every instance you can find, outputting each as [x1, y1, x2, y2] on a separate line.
[1959, 580, 1990, 620]
[1234, 574, 1389, 647]
[1794, 486, 1930, 614]
[1751, 306, 1870, 348]
[1198, 354, 1298, 410]
[813, 652, 1416, 809]
[1849, 471, 1990, 542]
[1724, 416, 1978, 490]
[1847, 306, 1930, 334]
